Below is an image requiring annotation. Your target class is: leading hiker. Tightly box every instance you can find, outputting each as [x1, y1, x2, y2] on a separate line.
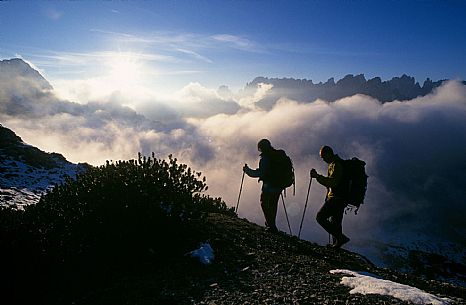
[243, 139, 283, 233]
[310, 145, 350, 248]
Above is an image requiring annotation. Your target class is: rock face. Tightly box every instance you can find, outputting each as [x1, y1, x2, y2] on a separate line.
[0, 124, 88, 207]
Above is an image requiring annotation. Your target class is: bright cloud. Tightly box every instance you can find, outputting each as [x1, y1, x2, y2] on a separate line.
[176, 82, 222, 103]
[237, 83, 274, 110]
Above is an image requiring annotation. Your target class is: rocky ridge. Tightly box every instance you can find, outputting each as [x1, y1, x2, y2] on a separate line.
[76, 213, 465, 305]
[0, 124, 88, 207]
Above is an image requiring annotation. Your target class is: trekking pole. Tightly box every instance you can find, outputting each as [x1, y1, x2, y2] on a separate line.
[235, 171, 245, 213]
[280, 193, 293, 235]
[298, 177, 312, 239]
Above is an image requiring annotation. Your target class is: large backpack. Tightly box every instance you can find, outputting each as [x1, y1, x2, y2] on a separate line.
[266, 149, 295, 191]
[341, 157, 368, 212]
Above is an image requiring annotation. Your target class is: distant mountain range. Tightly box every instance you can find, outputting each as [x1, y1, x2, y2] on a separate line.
[244, 74, 466, 109]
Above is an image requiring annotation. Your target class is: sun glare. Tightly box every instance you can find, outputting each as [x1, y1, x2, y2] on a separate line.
[106, 53, 142, 87]
[53, 52, 161, 103]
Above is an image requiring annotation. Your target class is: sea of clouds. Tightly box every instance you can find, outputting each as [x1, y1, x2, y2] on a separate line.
[1, 66, 465, 261]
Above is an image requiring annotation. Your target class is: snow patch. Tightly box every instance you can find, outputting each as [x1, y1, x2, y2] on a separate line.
[0, 155, 85, 208]
[330, 269, 451, 305]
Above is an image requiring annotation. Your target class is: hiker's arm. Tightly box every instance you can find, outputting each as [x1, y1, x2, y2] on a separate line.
[244, 165, 260, 178]
[315, 162, 343, 188]
[243, 158, 265, 178]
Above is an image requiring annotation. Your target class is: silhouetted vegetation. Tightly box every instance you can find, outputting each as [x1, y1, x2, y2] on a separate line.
[0, 153, 234, 305]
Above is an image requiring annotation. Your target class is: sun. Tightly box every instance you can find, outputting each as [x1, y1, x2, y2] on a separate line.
[105, 53, 142, 87]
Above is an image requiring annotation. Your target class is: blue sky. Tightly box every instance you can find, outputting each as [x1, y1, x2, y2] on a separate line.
[1, 0, 466, 98]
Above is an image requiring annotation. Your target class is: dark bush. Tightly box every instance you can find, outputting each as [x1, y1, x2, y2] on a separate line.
[0, 154, 235, 304]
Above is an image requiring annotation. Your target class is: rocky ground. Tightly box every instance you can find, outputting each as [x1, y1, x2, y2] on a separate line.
[73, 213, 465, 305]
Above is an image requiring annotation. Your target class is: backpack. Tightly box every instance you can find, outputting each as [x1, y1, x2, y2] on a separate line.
[341, 157, 368, 212]
[266, 149, 295, 191]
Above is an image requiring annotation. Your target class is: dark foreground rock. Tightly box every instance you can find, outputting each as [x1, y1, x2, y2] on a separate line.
[74, 213, 465, 305]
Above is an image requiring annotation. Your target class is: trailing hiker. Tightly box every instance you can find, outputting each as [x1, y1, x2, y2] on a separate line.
[243, 139, 294, 233]
[310, 145, 350, 248]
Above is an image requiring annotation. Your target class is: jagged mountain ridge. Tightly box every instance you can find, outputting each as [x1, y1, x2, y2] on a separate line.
[0, 124, 88, 207]
[245, 74, 458, 109]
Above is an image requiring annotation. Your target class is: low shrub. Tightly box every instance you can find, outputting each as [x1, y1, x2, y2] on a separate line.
[0, 154, 235, 304]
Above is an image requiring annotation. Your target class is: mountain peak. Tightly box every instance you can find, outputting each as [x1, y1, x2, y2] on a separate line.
[0, 123, 23, 146]
[0, 57, 52, 90]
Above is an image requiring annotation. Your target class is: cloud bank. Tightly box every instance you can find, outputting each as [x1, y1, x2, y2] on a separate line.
[1, 61, 465, 262]
[192, 82, 466, 249]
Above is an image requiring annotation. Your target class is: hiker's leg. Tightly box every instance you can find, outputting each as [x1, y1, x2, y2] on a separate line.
[268, 192, 280, 229]
[329, 199, 345, 239]
[261, 192, 279, 230]
[316, 200, 338, 237]
[328, 198, 350, 247]
[260, 192, 270, 227]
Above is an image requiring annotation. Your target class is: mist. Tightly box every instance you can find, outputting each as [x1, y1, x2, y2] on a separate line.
[1, 64, 466, 257]
[191, 81, 466, 250]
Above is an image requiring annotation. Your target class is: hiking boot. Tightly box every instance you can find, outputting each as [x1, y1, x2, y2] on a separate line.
[265, 226, 279, 234]
[333, 235, 350, 249]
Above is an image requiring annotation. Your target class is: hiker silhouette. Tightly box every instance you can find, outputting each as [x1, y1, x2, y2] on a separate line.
[310, 145, 350, 248]
[243, 139, 283, 233]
